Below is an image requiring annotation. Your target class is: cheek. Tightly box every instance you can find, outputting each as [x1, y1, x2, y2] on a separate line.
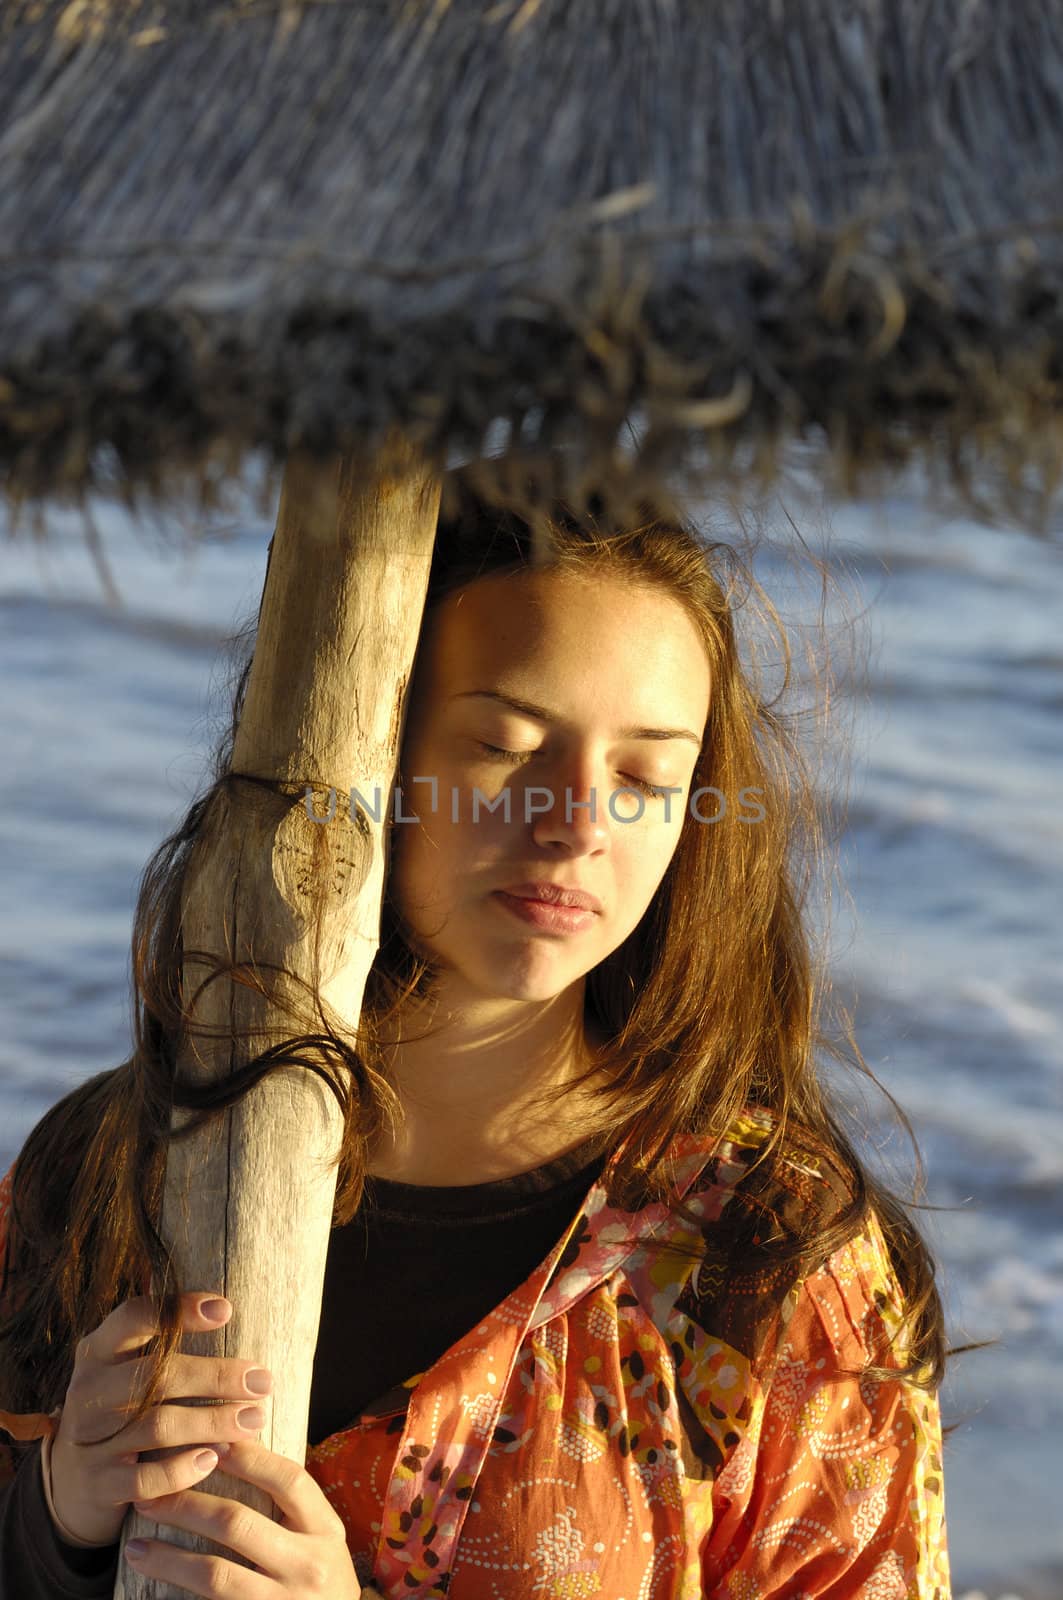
[389, 803, 477, 916]
[389, 819, 442, 916]
[613, 821, 683, 911]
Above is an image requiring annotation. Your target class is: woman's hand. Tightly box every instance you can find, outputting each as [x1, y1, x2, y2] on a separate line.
[123, 1436, 364, 1598]
[49, 1290, 279, 1547]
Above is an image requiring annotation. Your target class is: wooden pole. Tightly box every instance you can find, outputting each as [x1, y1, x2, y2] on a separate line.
[116, 435, 442, 1598]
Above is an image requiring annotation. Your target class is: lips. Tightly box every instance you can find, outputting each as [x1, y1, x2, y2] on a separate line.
[499, 881, 602, 913]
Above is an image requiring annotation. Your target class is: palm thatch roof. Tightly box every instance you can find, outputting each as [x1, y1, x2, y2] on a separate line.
[2, 0, 1063, 535]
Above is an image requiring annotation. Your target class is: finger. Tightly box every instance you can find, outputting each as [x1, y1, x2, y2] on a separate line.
[192, 1438, 347, 1540]
[119, 1396, 269, 1472]
[132, 1479, 289, 1585]
[117, 1440, 230, 1500]
[70, 1300, 262, 1450]
[88, 1292, 231, 1366]
[124, 1530, 272, 1599]
[65, 1381, 264, 1455]
[93, 1348, 269, 1419]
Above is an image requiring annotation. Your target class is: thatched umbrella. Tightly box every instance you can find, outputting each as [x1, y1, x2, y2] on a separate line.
[3, 0, 1063, 538]
[1, 3, 1061, 1597]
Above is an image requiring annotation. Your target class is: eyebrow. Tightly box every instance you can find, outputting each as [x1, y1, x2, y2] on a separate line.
[450, 690, 703, 746]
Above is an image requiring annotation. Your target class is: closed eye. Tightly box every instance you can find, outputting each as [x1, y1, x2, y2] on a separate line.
[474, 742, 675, 800]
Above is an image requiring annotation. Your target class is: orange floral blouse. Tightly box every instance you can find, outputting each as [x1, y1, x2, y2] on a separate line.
[0, 1106, 951, 1598]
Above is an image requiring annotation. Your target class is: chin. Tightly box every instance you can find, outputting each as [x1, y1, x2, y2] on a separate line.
[496, 975, 576, 1002]
[462, 950, 588, 1004]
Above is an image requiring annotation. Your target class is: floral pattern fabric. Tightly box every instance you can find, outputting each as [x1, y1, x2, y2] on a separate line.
[0, 1106, 951, 1598]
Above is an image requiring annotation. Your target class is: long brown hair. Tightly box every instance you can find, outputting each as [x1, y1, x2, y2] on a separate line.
[0, 471, 950, 1451]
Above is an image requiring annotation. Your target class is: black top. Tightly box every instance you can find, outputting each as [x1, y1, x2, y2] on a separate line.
[0, 1132, 612, 1597]
[310, 1130, 612, 1444]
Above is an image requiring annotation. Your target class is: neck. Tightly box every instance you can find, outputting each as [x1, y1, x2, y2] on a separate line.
[366, 981, 612, 1185]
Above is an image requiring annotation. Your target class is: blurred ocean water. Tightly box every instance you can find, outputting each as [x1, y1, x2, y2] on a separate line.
[1, 464, 1060, 1594]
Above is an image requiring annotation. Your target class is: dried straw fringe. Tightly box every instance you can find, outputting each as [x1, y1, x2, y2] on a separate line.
[1, 0, 1063, 533]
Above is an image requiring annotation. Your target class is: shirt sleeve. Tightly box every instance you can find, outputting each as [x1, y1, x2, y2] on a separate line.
[0, 1159, 121, 1597]
[700, 1211, 951, 1599]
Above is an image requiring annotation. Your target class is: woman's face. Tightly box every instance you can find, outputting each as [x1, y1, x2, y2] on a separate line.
[390, 565, 712, 1004]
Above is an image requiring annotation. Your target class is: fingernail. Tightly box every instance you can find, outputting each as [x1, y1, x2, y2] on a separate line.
[201, 1298, 230, 1322]
[194, 1450, 218, 1471]
[125, 1540, 149, 1559]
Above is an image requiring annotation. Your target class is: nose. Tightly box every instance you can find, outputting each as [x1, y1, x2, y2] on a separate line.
[527, 760, 611, 854]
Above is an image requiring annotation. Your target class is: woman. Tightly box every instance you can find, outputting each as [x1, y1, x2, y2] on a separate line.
[0, 483, 951, 1598]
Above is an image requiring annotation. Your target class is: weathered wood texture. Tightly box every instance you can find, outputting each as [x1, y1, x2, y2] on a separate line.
[115, 437, 441, 1598]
